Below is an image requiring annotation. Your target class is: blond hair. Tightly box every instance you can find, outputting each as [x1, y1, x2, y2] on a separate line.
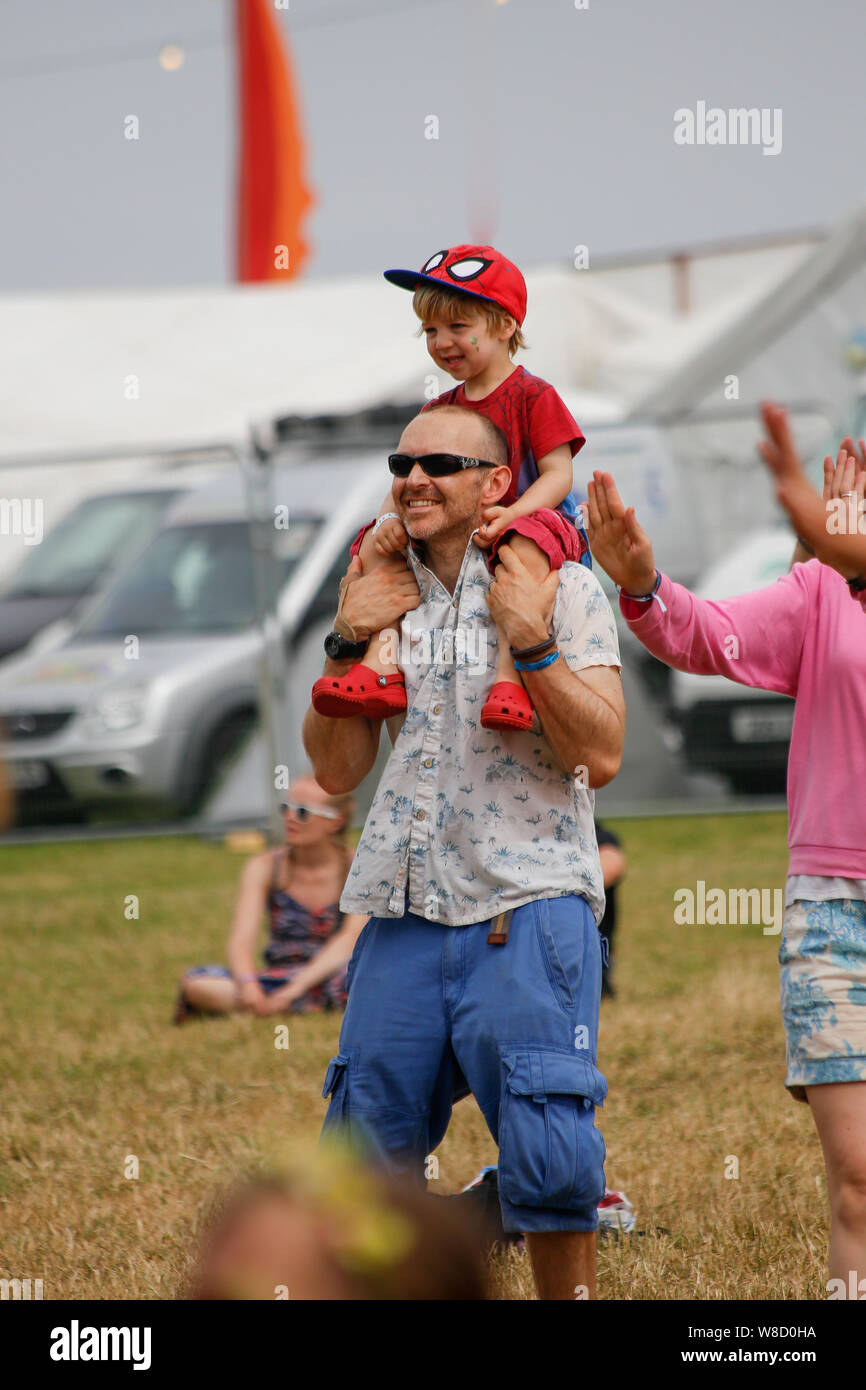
[412, 283, 527, 357]
[283, 778, 356, 883]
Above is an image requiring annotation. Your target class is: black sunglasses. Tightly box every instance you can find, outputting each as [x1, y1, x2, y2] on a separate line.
[387, 453, 497, 478]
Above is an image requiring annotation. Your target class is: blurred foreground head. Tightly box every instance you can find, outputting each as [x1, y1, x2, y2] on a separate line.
[189, 1140, 486, 1301]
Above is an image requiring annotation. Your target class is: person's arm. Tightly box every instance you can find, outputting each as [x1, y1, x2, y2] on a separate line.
[759, 403, 866, 589]
[585, 469, 809, 694]
[598, 842, 626, 889]
[262, 914, 368, 1013]
[789, 536, 814, 570]
[522, 660, 624, 787]
[478, 445, 574, 545]
[225, 854, 273, 1017]
[302, 554, 422, 793]
[484, 546, 624, 786]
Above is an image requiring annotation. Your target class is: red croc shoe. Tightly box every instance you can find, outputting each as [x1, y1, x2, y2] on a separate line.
[480, 681, 535, 732]
[312, 664, 407, 719]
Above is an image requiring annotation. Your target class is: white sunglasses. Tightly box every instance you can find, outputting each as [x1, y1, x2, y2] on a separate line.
[280, 800, 342, 822]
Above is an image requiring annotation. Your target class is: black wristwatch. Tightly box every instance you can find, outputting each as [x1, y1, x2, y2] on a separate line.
[324, 629, 367, 660]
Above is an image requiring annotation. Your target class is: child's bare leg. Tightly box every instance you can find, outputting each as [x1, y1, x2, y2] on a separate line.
[494, 534, 556, 682]
[481, 533, 558, 732]
[353, 526, 403, 678]
[311, 509, 410, 718]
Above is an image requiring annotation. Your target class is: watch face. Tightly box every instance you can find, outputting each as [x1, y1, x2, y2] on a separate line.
[324, 630, 364, 659]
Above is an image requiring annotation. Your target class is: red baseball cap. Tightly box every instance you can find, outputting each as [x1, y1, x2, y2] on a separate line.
[384, 244, 527, 325]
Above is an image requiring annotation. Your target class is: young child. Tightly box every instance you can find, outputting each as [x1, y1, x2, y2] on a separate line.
[312, 243, 590, 732]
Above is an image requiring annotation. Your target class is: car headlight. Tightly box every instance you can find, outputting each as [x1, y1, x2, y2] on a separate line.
[83, 688, 148, 735]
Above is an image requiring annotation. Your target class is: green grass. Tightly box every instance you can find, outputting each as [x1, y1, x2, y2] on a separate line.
[0, 812, 830, 1299]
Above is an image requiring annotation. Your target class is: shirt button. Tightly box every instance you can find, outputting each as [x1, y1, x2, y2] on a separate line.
[423, 758, 433, 768]
[415, 809, 425, 820]
[433, 704, 441, 714]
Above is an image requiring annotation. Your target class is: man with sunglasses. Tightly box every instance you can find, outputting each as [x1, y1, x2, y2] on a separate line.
[303, 404, 624, 1300]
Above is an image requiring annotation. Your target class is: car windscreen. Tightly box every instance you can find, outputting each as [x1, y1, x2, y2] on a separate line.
[2, 492, 179, 599]
[72, 517, 322, 637]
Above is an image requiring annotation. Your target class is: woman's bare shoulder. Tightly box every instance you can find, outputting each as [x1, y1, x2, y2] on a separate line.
[242, 848, 280, 884]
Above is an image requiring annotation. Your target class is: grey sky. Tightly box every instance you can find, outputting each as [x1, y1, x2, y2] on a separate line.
[1, 0, 863, 291]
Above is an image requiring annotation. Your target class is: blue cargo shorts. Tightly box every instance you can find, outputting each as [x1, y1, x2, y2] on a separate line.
[320, 893, 607, 1233]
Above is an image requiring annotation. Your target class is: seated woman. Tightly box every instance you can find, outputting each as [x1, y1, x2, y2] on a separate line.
[175, 775, 367, 1021]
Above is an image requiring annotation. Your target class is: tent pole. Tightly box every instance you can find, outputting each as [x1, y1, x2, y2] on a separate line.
[240, 430, 286, 846]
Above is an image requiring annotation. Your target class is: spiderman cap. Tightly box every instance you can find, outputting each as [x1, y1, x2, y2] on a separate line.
[384, 244, 527, 325]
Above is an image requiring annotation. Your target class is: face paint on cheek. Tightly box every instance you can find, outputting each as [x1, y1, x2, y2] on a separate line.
[470, 337, 479, 350]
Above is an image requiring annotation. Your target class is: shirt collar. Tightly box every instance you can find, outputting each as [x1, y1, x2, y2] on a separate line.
[406, 528, 484, 602]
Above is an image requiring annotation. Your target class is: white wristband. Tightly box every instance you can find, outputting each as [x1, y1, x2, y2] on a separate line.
[616, 570, 667, 613]
[371, 512, 401, 537]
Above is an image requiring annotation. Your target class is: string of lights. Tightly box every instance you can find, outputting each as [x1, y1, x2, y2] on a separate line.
[0, 0, 457, 81]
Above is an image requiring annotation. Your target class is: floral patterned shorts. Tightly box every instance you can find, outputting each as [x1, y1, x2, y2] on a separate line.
[778, 899, 866, 1101]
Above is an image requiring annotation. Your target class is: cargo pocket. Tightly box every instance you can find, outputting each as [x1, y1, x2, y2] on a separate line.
[321, 1052, 351, 1119]
[498, 1049, 607, 1211]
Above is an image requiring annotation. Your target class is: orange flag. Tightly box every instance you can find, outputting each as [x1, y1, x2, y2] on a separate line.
[235, 0, 314, 282]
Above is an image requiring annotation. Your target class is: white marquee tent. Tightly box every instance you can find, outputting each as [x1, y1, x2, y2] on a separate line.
[629, 202, 866, 422]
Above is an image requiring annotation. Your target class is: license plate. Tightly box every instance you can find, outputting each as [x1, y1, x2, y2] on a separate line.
[7, 760, 50, 789]
[731, 707, 793, 743]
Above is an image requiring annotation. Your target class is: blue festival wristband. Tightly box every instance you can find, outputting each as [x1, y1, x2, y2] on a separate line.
[513, 649, 561, 673]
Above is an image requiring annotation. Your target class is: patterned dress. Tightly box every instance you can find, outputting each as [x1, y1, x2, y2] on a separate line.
[185, 849, 349, 1012]
[262, 850, 348, 1011]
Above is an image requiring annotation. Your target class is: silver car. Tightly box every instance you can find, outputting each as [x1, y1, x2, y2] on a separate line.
[0, 473, 227, 663]
[0, 452, 387, 820]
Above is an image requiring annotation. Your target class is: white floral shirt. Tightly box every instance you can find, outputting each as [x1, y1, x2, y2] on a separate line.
[341, 535, 622, 926]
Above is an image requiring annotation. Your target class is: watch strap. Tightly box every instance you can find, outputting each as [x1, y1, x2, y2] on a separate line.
[334, 571, 367, 643]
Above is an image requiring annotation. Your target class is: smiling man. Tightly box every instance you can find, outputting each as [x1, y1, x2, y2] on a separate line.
[302, 404, 625, 1300]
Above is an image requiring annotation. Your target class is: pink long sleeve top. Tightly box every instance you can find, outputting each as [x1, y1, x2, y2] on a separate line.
[620, 560, 866, 878]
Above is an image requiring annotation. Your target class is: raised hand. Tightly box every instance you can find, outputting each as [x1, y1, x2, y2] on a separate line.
[585, 471, 657, 595]
[757, 401, 826, 545]
[840, 434, 866, 474]
[758, 401, 866, 579]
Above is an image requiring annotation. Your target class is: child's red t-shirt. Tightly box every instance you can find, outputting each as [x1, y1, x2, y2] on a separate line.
[421, 365, 585, 512]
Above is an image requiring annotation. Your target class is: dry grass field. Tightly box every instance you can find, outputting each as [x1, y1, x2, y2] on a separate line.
[0, 811, 830, 1300]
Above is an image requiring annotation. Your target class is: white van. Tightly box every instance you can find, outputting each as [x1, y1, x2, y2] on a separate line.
[665, 527, 798, 793]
